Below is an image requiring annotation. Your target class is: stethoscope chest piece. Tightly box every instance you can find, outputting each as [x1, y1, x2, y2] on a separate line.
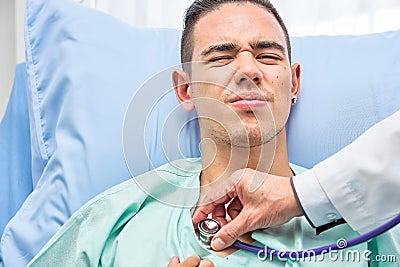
[198, 218, 221, 248]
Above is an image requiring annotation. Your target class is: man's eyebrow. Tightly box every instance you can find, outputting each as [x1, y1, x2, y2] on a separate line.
[250, 40, 286, 55]
[200, 42, 240, 57]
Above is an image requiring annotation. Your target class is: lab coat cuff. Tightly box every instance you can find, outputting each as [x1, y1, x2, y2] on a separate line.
[292, 169, 343, 230]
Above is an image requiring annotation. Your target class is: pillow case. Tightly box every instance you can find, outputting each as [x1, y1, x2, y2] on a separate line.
[0, 63, 32, 236]
[1, 0, 400, 266]
[288, 31, 400, 166]
[1, 0, 188, 265]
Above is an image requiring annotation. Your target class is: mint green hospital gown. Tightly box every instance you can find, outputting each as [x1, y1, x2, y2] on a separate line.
[28, 159, 399, 266]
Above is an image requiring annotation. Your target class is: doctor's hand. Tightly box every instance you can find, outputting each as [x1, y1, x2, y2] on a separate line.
[168, 256, 214, 267]
[192, 168, 303, 251]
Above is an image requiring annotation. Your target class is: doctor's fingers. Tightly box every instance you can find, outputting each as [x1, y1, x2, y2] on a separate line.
[192, 193, 234, 227]
[211, 203, 229, 227]
[227, 197, 243, 220]
[211, 210, 254, 251]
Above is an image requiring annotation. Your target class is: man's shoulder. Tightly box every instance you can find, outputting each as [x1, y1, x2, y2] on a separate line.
[81, 158, 202, 207]
[29, 158, 203, 263]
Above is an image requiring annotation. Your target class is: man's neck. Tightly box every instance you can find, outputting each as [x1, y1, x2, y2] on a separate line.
[200, 130, 293, 186]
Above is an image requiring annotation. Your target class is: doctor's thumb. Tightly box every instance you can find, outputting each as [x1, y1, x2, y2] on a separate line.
[211, 215, 247, 251]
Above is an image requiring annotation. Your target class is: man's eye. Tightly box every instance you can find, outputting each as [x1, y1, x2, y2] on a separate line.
[208, 57, 233, 63]
[257, 55, 280, 63]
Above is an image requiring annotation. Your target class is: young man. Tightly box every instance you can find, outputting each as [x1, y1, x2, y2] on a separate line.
[28, 1, 373, 266]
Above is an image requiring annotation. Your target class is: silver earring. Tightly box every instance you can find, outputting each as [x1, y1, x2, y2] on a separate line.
[292, 98, 297, 104]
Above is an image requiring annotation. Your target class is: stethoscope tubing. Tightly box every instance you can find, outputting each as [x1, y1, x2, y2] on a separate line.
[233, 213, 400, 258]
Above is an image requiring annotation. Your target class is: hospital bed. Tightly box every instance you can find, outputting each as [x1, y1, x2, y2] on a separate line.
[0, 0, 399, 266]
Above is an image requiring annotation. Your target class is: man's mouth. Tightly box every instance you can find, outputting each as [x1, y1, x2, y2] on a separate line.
[229, 93, 268, 110]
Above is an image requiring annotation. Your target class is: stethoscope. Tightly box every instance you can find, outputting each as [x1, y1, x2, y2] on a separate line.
[198, 214, 400, 259]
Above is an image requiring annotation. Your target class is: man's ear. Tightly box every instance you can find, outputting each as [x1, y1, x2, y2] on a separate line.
[291, 63, 301, 100]
[172, 70, 195, 112]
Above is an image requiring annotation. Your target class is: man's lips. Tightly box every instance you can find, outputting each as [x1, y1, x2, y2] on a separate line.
[229, 93, 268, 110]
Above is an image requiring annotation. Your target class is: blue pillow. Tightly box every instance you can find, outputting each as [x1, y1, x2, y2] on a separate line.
[0, 63, 32, 237]
[1, 0, 399, 265]
[0, 0, 185, 265]
[288, 32, 400, 166]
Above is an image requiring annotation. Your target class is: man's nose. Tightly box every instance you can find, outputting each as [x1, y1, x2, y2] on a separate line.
[233, 53, 263, 85]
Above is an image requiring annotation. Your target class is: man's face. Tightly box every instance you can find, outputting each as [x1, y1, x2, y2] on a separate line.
[180, 3, 300, 148]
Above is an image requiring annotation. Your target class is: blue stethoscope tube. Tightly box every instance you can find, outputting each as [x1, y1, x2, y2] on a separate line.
[232, 213, 400, 258]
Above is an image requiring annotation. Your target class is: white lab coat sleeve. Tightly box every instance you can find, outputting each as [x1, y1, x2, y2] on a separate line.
[294, 110, 400, 233]
[292, 169, 342, 228]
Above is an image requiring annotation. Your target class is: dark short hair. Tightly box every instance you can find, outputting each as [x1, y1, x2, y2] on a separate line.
[181, 0, 291, 69]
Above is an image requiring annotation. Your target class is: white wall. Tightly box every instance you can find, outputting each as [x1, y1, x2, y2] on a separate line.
[1, 0, 400, 122]
[15, 1, 26, 63]
[0, 0, 15, 122]
[272, 0, 400, 37]
[95, 0, 400, 36]
[0, 0, 25, 122]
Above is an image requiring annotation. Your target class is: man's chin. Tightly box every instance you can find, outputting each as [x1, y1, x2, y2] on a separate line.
[230, 127, 282, 148]
[229, 136, 270, 148]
